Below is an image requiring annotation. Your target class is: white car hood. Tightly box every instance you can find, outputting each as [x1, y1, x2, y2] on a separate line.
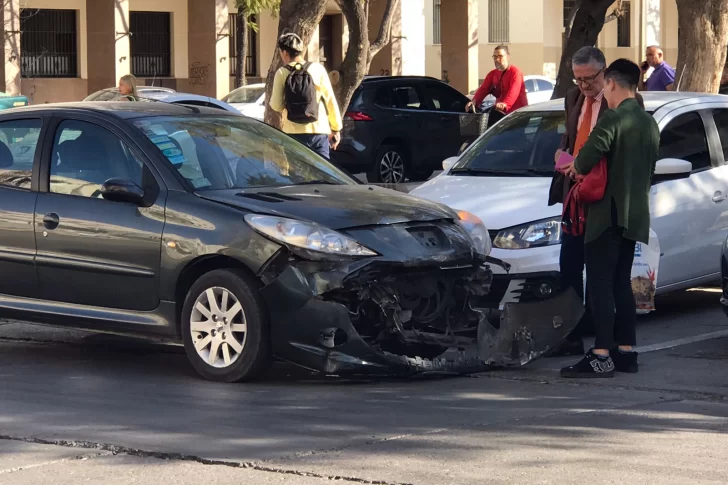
[411, 175, 561, 230]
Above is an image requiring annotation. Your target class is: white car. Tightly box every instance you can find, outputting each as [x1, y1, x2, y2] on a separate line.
[468, 75, 555, 110]
[411, 92, 728, 309]
[222, 83, 266, 120]
[84, 88, 240, 113]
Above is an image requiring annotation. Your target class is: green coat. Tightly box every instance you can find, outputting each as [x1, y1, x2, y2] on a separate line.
[574, 98, 660, 244]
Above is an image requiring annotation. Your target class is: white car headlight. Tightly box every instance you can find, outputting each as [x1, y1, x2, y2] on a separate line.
[244, 214, 377, 257]
[494, 217, 562, 250]
[455, 210, 491, 256]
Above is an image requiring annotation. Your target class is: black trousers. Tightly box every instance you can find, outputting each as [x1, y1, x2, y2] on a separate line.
[560, 232, 594, 340]
[584, 226, 637, 350]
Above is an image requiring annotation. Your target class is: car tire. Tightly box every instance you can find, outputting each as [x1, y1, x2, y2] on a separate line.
[181, 269, 271, 382]
[367, 145, 407, 184]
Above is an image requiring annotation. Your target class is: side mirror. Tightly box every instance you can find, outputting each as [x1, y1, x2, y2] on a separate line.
[101, 178, 146, 205]
[653, 158, 692, 184]
[442, 156, 458, 172]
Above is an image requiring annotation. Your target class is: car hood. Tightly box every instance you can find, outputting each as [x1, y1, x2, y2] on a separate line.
[198, 184, 458, 230]
[411, 174, 561, 230]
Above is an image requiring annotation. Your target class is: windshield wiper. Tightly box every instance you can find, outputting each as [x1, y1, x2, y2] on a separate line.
[449, 168, 540, 177]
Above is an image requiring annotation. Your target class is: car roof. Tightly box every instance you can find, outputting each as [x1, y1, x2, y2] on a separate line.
[520, 91, 728, 113]
[361, 75, 443, 83]
[4, 101, 231, 119]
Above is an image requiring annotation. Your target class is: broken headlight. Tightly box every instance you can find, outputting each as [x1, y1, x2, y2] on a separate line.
[493, 217, 562, 250]
[456, 210, 491, 256]
[244, 214, 377, 257]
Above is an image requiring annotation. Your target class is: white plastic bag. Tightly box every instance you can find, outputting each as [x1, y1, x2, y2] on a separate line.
[632, 228, 660, 314]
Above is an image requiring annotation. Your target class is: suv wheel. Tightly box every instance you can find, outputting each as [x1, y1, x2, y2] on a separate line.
[367, 145, 407, 184]
[181, 269, 270, 382]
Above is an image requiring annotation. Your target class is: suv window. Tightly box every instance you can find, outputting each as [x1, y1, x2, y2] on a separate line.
[536, 79, 553, 92]
[424, 83, 467, 112]
[374, 87, 394, 108]
[525, 79, 536, 93]
[0, 119, 42, 190]
[50, 120, 144, 198]
[712, 109, 728, 161]
[391, 85, 422, 109]
[659, 112, 711, 172]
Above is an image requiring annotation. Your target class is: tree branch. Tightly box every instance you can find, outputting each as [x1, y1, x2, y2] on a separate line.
[369, 0, 401, 58]
[565, 0, 585, 40]
[604, 0, 625, 24]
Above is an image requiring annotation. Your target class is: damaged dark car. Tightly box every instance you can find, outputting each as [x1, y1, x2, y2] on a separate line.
[0, 103, 581, 382]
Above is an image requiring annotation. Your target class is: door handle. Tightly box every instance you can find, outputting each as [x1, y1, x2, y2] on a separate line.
[713, 192, 728, 203]
[43, 212, 60, 230]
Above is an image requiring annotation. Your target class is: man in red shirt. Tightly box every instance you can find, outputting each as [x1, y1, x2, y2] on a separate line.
[465, 45, 528, 126]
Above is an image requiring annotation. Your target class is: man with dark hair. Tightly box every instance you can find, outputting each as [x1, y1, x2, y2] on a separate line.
[560, 59, 659, 378]
[466, 45, 528, 127]
[270, 33, 342, 159]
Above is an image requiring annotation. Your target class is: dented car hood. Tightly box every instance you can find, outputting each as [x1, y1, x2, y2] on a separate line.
[197, 184, 457, 230]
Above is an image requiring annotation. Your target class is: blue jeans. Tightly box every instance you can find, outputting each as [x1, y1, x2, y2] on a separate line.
[290, 134, 330, 160]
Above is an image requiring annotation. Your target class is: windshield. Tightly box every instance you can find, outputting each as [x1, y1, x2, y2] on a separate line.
[133, 116, 357, 190]
[224, 86, 265, 104]
[84, 89, 123, 102]
[452, 111, 566, 175]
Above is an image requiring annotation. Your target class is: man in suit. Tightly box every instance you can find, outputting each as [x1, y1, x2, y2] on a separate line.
[548, 47, 644, 357]
[559, 59, 659, 378]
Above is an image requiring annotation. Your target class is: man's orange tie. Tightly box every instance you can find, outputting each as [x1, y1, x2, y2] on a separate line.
[573, 96, 596, 157]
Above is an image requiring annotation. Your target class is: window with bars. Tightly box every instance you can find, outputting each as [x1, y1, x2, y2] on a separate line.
[617, 1, 631, 47]
[130, 12, 171, 78]
[488, 0, 509, 44]
[20, 9, 78, 78]
[433, 0, 441, 45]
[229, 13, 257, 77]
[563, 0, 577, 29]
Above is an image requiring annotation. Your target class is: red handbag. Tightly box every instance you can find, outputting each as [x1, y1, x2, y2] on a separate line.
[561, 157, 608, 236]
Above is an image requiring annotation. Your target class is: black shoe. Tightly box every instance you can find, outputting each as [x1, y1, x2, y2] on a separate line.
[560, 350, 615, 378]
[610, 349, 639, 373]
[546, 339, 585, 358]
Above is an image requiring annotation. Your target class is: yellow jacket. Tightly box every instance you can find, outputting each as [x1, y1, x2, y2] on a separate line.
[269, 61, 343, 135]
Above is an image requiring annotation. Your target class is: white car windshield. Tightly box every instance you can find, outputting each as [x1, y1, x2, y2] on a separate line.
[134, 115, 356, 190]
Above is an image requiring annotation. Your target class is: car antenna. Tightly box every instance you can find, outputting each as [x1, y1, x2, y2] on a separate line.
[135, 95, 201, 114]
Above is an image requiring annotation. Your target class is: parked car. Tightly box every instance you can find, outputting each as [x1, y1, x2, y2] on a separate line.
[0, 101, 571, 383]
[222, 83, 265, 120]
[412, 92, 728, 310]
[84, 88, 240, 113]
[331, 76, 485, 184]
[84, 86, 176, 101]
[468, 75, 556, 111]
[0, 92, 29, 109]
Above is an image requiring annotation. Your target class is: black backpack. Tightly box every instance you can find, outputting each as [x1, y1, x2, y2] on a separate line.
[283, 62, 319, 123]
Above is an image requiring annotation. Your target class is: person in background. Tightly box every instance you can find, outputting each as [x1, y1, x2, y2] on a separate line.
[640, 46, 675, 91]
[465, 45, 528, 127]
[560, 59, 659, 378]
[269, 33, 342, 160]
[118, 74, 139, 101]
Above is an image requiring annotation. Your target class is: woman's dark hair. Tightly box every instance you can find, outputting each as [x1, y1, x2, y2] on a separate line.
[278, 33, 304, 57]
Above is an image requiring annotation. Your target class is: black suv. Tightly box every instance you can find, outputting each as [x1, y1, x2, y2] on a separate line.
[332, 76, 485, 184]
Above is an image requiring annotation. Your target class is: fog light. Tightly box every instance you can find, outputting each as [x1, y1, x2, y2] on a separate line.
[537, 283, 553, 298]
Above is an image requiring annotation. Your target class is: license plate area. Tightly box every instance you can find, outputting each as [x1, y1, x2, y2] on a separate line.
[407, 226, 448, 250]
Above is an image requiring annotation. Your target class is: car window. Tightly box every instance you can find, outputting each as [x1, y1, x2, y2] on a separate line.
[525, 79, 537, 93]
[659, 112, 711, 172]
[424, 83, 467, 112]
[134, 115, 356, 190]
[536, 79, 553, 92]
[224, 87, 265, 104]
[374, 87, 394, 108]
[50, 120, 144, 198]
[711, 109, 728, 161]
[391, 85, 422, 110]
[0, 119, 42, 190]
[453, 111, 566, 174]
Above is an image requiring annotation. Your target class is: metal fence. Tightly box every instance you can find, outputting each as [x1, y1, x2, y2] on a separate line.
[130, 12, 172, 78]
[229, 13, 257, 77]
[433, 0, 441, 45]
[20, 9, 78, 78]
[488, 0, 509, 44]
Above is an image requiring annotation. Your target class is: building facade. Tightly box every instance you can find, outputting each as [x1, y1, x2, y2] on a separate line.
[1, 0, 678, 105]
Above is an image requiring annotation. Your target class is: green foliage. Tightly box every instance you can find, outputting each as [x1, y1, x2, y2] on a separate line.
[235, 0, 280, 31]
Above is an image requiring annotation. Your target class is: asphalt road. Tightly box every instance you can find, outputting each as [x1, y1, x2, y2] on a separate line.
[1, 288, 727, 484]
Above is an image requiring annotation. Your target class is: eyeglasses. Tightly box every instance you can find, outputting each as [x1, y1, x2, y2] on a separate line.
[574, 70, 604, 85]
[492, 55, 506, 60]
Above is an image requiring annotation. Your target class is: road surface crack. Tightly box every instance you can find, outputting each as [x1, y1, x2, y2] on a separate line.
[0, 447, 109, 475]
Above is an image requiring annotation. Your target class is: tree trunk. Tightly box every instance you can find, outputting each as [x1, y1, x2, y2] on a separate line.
[675, 0, 728, 93]
[235, 7, 247, 89]
[263, 0, 328, 127]
[552, 0, 617, 99]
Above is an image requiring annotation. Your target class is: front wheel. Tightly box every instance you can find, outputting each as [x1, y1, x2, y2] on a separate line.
[367, 145, 407, 184]
[181, 269, 271, 382]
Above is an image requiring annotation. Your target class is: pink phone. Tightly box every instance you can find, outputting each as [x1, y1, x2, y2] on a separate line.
[556, 150, 574, 171]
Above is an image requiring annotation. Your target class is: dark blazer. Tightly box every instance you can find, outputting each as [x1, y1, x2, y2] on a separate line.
[548, 87, 644, 206]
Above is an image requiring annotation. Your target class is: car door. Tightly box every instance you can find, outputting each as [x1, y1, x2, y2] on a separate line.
[34, 116, 166, 311]
[0, 117, 46, 298]
[422, 81, 479, 158]
[650, 108, 725, 287]
[388, 82, 433, 168]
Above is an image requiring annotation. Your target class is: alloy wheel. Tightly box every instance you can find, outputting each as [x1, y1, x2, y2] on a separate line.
[379, 151, 405, 183]
[190, 286, 247, 368]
